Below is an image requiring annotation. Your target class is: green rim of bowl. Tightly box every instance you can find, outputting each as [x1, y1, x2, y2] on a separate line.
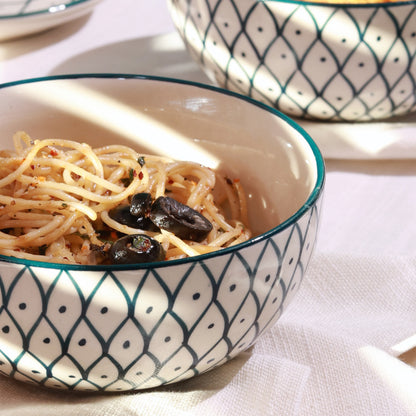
[0, 0, 94, 19]
[0, 73, 325, 271]
[259, 0, 416, 7]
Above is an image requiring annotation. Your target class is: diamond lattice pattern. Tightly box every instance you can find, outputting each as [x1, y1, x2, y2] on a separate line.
[170, 0, 416, 120]
[0, 201, 320, 391]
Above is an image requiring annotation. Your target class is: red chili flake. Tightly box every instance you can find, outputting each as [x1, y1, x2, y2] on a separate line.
[168, 179, 174, 184]
[49, 149, 59, 157]
[31, 165, 35, 170]
[138, 171, 144, 180]
[233, 178, 240, 183]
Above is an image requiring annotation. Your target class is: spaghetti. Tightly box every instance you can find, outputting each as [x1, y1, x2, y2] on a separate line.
[0, 132, 251, 265]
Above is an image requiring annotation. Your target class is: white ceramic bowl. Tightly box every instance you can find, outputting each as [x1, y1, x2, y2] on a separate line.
[0, 74, 324, 391]
[167, 0, 416, 121]
[0, 0, 102, 42]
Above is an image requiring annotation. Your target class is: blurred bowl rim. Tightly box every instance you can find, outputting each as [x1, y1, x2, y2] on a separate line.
[0, 73, 325, 271]
[235, 0, 416, 7]
[0, 0, 99, 20]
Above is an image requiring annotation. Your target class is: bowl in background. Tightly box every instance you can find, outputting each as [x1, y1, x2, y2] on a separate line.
[0, 0, 102, 42]
[0, 74, 324, 391]
[167, 0, 416, 121]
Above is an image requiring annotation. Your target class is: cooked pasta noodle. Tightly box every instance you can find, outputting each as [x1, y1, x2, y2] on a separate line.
[0, 132, 251, 264]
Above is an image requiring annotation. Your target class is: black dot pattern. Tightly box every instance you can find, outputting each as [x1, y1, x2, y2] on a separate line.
[173, 0, 416, 121]
[0, 191, 322, 392]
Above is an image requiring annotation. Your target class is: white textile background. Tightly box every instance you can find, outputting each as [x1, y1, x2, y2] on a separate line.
[0, 0, 416, 415]
[1, 251, 415, 416]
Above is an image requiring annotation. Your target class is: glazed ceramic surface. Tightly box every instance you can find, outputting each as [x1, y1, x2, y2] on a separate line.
[0, 74, 324, 391]
[0, 0, 102, 41]
[167, 0, 416, 121]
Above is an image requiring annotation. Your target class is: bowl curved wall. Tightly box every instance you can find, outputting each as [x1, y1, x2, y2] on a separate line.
[0, 74, 324, 391]
[168, 0, 416, 121]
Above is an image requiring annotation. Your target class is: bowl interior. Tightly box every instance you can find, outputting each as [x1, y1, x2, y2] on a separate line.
[0, 75, 320, 237]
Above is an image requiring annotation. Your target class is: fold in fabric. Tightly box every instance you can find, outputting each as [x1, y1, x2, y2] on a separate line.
[263, 252, 416, 416]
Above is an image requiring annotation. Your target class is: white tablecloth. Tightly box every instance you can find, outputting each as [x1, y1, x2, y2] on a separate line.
[1, 1, 416, 415]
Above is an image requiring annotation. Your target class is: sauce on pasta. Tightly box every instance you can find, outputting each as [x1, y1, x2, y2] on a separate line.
[0, 132, 251, 265]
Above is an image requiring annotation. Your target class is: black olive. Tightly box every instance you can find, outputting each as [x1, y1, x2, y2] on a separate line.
[149, 196, 213, 242]
[130, 193, 152, 217]
[135, 217, 160, 232]
[108, 205, 159, 231]
[109, 205, 140, 228]
[109, 234, 165, 264]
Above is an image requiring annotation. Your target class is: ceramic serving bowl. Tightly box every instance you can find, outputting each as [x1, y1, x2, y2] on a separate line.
[0, 74, 324, 392]
[167, 0, 416, 121]
[0, 0, 102, 42]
